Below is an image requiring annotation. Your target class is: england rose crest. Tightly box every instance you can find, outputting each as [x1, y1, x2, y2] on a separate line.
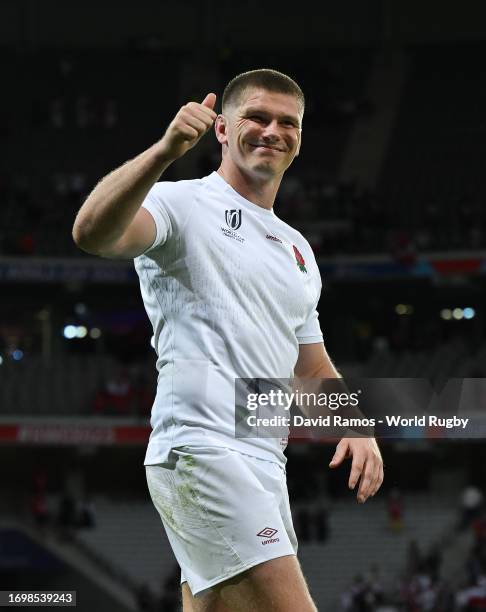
[293, 245, 307, 273]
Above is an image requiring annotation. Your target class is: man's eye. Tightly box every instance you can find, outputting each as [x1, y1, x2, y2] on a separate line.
[248, 115, 264, 122]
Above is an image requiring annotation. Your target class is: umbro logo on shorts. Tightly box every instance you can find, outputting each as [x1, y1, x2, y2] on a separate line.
[257, 527, 280, 545]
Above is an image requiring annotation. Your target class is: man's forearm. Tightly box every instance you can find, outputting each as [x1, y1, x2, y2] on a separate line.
[72, 94, 217, 256]
[294, 370, 374, 436]
[293, 359, 341, 418]
[72, 141, 173, 254]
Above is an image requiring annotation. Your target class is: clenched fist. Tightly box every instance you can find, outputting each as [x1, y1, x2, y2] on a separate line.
[158, 93, 217, 161]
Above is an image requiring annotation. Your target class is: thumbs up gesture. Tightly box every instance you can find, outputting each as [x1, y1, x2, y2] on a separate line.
[158, 93, 217, 161]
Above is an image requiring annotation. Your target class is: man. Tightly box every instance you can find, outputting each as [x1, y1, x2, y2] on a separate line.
[73, 69, 383, 612]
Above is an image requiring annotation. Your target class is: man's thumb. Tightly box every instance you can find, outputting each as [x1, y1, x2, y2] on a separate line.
[329, 443, 347, 468]
[201, 92, 217, 110]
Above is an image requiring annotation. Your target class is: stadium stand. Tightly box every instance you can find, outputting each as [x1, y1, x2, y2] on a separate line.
[1, 336, 484, 416]
[4, 44, 486, 258]
[301, 493, 458, 608]
[377, 44, 486, 252]
[0, 48, 373, 257]
[76, 498, 175, 597]
[70, 492, 458, 609]
[1, 48, 181, 257]
[0, 354, 155, 416]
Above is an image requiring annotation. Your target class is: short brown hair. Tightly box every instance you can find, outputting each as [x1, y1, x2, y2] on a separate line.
[222, 68, 305, 116]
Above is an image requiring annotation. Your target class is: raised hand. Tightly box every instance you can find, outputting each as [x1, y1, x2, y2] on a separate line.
[158, 93, 217, 161]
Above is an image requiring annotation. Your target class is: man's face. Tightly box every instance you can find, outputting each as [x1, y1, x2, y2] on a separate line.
[217, 88, 302, 179]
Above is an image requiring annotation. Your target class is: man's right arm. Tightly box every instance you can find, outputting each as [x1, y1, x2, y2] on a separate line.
[72, 93, 217, 259]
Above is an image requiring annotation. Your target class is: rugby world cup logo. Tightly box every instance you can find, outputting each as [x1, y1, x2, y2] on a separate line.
[225, 209, 242, 231]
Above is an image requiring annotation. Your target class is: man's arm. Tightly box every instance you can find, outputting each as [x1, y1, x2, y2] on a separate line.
[72, 93, 217, 259]
[294, 341, 340, 380]
[294, 342, 384, 504]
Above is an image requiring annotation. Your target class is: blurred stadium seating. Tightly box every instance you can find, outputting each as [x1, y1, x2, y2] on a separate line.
[3, 44, 486, 260]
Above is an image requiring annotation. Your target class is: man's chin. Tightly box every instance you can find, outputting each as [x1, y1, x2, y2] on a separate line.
[249, 161, 281, 179]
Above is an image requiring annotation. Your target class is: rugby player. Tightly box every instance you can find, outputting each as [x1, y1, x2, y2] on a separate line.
[73, 69, 384, 612]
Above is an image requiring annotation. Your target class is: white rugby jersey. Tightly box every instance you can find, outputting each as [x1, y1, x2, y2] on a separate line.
[134, 171, 323, 465]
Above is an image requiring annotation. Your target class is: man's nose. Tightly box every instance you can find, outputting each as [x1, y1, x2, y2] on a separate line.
[261, 120, 281, 140]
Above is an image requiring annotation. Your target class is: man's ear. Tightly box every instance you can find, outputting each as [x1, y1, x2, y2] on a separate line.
[215, 115, 228, 145]
[295, 131, 302, 157]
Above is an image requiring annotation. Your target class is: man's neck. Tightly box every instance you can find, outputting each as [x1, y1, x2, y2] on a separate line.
[216, 164, 282, 210]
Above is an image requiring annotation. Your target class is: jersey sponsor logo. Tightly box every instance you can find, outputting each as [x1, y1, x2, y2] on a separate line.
[266, 234, 282, 243]
[225, 209, 242, 230]
[293, 245, 307, 273]
[257, 527, 280, 545]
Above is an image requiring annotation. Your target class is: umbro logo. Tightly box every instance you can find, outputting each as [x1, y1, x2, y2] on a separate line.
[257, 527, 280, 545]
[257, 527, 278, 538]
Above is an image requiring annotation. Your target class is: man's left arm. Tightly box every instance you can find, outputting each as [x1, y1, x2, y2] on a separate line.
[294, 342, 384, 503]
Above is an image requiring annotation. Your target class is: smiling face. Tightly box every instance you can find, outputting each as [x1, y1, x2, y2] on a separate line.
[216, 88, 303, 181]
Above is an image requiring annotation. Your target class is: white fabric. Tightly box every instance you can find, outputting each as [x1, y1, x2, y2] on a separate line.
[134, 171, 323, 465]
[146, 445, 297, 596]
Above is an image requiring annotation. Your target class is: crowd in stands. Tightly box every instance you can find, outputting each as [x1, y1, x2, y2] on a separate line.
[341, 565, 386, 611]
[458, 487, 486, 611]
[339, 485, 486, 611]
[3, 167, 485, 258]
[4, 45, 486, 259]
[340, 538, 449, 610]
[278, 179, 486, 257]
[93, 366, 153, 417]
[30, 468, 96, 540]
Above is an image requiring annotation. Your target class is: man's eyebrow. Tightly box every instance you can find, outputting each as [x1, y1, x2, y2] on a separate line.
[243, 108, 301, 124]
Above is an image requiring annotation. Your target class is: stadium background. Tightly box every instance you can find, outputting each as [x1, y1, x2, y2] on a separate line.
[2, 1, 486, 610]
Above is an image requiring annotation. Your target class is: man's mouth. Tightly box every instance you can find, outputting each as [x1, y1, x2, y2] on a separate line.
[248, 143, 285, 152]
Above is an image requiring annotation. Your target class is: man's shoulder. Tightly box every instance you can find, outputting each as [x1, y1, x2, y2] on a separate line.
[150, 175, 206, 199]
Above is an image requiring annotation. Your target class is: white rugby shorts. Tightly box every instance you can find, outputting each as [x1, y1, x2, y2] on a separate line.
[146, 445, 298, 596]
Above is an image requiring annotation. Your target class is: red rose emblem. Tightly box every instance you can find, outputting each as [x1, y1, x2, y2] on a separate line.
[293, 245, 307, 273]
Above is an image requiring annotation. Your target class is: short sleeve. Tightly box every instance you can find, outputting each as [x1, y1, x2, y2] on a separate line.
[296, 245, 323, 345]
[141, 180, 196, 253]
[296, 308, 323, 345]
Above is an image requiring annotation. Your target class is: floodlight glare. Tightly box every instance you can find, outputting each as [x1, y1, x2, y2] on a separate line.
[440, 309, 452, 320]
[63, 325, 77, 339]
[90, 328, 102, 339]
[76, 326, 88, 339]
[452, 308, 463, 320]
